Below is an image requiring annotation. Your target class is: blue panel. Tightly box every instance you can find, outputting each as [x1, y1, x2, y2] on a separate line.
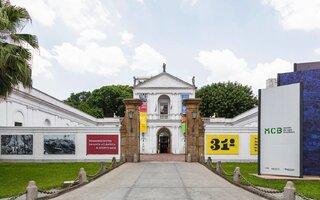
[181, 94, 189, 114]
[278, 69, 320, 176]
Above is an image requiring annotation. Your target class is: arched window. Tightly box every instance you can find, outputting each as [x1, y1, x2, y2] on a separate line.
[44, 119, 51, 127]
[14, 111, 24, 126]
[158, 95, 170, 115]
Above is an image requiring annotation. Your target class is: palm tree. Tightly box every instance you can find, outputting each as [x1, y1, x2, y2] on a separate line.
[0, 0, 38, 98]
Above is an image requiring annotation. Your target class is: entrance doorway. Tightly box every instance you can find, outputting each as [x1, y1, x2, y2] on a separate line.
[157, 128, 171, 153]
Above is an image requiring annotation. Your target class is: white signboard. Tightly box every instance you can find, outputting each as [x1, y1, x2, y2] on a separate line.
[259, 83, 302, 177]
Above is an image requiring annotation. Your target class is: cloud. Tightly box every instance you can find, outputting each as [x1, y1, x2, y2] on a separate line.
[53, 43, 127, 76]
[263, 0, 320, 31]
[11, 0, 56, 27]
[314, 48, 320, 55]
[190, 0, 198, 6]
[116, 10, 122, 19]
[249, 58, 292, 92]
[77, 29, 107, 45]
[130, 43, 166, 75]
[31, 46, 54, 79]
[196, 49, 292, 93]
[196, 49, 248, 81]
[120, 31, 134, 45]
[13, 0, 112, 31]
[49, 0, 112, 31]
[136, 0, 144, 5]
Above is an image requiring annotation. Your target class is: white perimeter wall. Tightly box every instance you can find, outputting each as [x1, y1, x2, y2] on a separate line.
[205, 127, 257, 162]
[0, 127, 120, 161]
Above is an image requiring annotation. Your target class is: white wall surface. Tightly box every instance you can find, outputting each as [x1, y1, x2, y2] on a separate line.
[0, 127, 120, 161]
[0, 87, 121, 127]
[205, 127, 258, 162]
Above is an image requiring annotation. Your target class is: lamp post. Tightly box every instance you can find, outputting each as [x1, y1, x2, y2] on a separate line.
[192, 111, 197, 133]
[128, 111, 133, 133]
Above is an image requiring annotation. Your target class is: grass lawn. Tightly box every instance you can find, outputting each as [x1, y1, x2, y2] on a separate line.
[214, 162, 320, 200]
[0, 162, 110, 198]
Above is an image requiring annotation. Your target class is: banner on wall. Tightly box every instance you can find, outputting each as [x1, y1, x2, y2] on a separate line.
[139, 94, 147, 134]
[181, 123, 186, 134]
[259, 83, 302, 177]
[44, 134, 75, 155]
[140, 113, 147, 133]
[140, 102, 147, 113]
[1, 135, 33, 155]
[206, 134, 239, 155]
[181, 94, 189, 114]
[250, 134, 258, 155]
[87, 135, 118, 154]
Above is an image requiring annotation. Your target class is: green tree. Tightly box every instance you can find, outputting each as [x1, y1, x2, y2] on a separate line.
[0, 0, 38, 98]
[64, 91, 92, 107]
[64, 85, 133, 118]
[87, 85, 132, 117]
[196, 82, 257, 118]
[64, 91, 104, 118]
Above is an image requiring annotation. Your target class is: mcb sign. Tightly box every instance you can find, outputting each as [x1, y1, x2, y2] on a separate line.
[259, 83, 303, 177]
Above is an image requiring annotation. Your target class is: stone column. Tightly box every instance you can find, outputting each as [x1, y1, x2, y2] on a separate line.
[121, 99, 142, 162]
[183, 98, 204, 162]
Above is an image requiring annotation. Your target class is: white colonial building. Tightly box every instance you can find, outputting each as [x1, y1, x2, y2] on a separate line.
[133, 66, 196, 154]
[0, 85, 120, 128]
[0, 65, 261, 161]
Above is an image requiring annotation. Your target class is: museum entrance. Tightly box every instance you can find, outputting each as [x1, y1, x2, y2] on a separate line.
[140, 127, 185, 162]
[157, 128, 171, 153]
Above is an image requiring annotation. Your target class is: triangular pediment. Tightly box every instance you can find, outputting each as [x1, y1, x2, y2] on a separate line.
[135, 72, 195, 89]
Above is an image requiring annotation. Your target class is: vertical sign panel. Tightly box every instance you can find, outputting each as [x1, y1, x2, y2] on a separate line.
[181, 94, 189, 114]
[259, 83, 302, 177]
[250, 134, 258, 155]
[140, 113, 147, 133]
[140, 102, 147, 113]
[87, 135, 118, 154]
[139, 94, 148, 134]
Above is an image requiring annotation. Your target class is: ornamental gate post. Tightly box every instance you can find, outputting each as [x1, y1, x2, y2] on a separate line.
[120, 99, 142, 162]
[183, 98, 205, 162]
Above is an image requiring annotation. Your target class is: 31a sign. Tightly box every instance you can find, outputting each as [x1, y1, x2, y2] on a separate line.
[206, 134, 239, 155]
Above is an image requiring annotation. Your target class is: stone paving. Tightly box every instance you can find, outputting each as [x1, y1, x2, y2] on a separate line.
[52, 162, 266, 200]
[140, 153, 185, 162]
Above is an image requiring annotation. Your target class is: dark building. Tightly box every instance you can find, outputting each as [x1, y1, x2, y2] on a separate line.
[278, 62, 320, 176]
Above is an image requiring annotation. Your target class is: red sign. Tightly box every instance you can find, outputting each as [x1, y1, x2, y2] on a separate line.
[87, 135, 118, 154]
[139, 102, 147, 112]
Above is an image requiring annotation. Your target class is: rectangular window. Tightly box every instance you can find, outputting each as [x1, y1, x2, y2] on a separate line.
[14, 122, 23, 126]
[160, 103, 168, 115]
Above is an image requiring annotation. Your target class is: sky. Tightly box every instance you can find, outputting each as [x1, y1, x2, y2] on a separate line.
[11, 0, 320, 100]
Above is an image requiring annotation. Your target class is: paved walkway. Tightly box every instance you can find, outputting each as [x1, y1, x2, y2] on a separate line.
[140, 153, 185, 162]
[52, 162, 265, 200]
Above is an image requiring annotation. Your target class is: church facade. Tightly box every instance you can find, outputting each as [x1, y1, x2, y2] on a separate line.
[133, 65, 196, 154]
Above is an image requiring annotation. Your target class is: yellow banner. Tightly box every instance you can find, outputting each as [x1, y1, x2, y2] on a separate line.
[250, 134, 258, 155]
[206, 134, 239, 155]
[140, 113, 147, 133]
